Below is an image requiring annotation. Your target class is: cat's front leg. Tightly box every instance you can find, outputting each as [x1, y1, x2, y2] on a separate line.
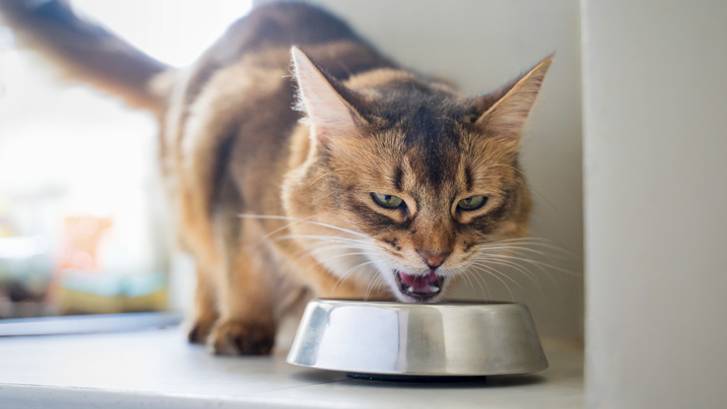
[206, 246, 276, 356]
[186, 267, 219, 344]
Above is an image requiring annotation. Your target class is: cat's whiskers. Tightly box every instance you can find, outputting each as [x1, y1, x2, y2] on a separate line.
[269, 231, 383, 292]
[473, 244, 549, 257]
[459, 271, 478, 297]
[463, 268, 492, 299]
[451, 236, 572, 298]
[258, 215, 317, 242]
[291, 242, 353, 257]
[450, 265, 489, 299]
[332, 259, 377, 293]
[373, 274, 388, 294]
[309, 250, 372, 261]
[292, 242, 369, 261]
[271, 232, 385, 293]
[274, 234, 372, 246]
[469, 260, 523, 290]
[476, 234, 574, 258]
[363, 273, 377, 301]
[474, 251, 576, 279]
[466, 262, 516, 301]
[276, 235, 379, 267]
[287, 240, 377, 270]
[469, 245, 555, 287]
[465, 235, 578, 295]
[493, 241, 572, 258]
[363, 270, 389, 301]
[239, 213, 343, 252]
[468, 255, 545, 296]
[239, 213, 370, 239]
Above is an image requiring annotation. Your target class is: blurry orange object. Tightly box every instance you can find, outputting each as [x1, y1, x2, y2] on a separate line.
[57, 216, 112, 274]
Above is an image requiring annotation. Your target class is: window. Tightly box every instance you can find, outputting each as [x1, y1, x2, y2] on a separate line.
[0, 0, 251, 319]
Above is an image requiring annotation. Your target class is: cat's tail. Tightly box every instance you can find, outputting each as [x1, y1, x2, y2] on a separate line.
[0, 0, 170, 111]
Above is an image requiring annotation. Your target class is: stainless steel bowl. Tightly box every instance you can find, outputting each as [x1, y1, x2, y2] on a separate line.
[287, 299, 548, 377]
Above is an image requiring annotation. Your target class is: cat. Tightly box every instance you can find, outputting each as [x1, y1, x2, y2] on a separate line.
[0, 1, 551, 355]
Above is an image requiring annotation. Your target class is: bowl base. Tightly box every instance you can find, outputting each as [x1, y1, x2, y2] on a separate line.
[346, 372, 488, 383]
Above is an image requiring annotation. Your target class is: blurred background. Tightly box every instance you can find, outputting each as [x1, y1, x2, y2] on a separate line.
[0, 0, 252, 318]
[0, 0, 582, 341]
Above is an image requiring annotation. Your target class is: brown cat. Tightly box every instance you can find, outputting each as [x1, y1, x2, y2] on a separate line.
[0, 1, 551, 355]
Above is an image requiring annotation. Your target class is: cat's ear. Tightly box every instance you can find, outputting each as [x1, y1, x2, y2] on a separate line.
[291, 46, 367, 143]
[474, 55, 553, 140]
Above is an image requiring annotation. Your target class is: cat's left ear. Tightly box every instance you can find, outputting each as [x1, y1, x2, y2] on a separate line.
[291, 46, 368, 143]
[473, 55, 553, 140]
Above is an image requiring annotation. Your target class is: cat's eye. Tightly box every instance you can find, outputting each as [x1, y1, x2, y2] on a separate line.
[457, 195, 488, 211]
[371, 193, 405, 209]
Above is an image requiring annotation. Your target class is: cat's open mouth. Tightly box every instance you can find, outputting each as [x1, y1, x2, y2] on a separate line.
[394, 269, 444, 301]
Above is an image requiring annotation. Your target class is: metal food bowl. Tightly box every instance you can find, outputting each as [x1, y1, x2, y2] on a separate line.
[287, 299, 548, 378]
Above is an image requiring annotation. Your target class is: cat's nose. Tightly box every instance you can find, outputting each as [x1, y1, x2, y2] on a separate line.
[417, 250, 450, 270]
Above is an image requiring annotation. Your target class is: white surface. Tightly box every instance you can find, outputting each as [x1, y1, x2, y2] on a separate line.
[581, 1, 727, 408]
[0, 328, 583, 408]
[310, 0, 584, 340]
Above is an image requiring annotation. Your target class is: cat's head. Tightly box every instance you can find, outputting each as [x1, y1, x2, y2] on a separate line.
[283, 47, 551, 302]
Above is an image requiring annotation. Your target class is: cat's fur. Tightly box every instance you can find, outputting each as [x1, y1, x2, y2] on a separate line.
[0, 1, 551, 355]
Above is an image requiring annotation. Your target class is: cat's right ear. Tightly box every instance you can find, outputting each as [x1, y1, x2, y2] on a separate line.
[291, 46, 367, 144]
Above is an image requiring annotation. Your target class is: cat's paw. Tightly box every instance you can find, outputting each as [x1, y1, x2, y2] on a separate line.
[187, 316, 216, 344]
[207, 319, 275, 355]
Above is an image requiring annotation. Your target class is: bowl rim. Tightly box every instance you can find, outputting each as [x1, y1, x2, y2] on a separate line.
[313, 298, 521, 307]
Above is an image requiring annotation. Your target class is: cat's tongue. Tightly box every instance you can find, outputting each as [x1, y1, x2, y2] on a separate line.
[397, 270, 440, 293]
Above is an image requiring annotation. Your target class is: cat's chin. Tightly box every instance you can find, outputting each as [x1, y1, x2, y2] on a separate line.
[393, 269, 446, 303]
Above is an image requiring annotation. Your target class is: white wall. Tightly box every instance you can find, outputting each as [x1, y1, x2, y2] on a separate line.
[312, 0, 584, 339]
[582, 0, 727, 408]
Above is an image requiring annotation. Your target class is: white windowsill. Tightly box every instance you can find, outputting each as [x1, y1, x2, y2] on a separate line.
[0, 327, 583, 408]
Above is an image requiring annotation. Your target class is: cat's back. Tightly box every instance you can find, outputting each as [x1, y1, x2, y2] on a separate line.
[175, 2, 391, 104]
[165, 2, 394, 162]
[209, 2, 366, 59]
[164, 2, 394, 240]
[166, 2, 392, 142]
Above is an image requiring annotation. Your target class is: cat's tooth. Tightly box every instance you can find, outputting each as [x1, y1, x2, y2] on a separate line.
[404, 285, 414, 294]
[428, 285, 440, 292]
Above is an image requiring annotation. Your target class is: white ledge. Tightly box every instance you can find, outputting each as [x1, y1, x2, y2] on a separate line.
[0, 327, 583, 408]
